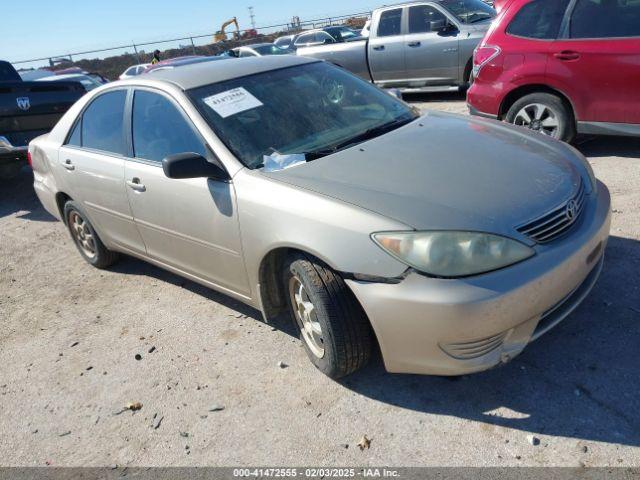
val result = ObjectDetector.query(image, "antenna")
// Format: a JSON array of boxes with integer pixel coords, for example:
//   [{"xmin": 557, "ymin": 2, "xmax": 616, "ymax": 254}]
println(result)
[{"xmin": 248, "ymin": 6, "xmax": 256, "ymax": 30}]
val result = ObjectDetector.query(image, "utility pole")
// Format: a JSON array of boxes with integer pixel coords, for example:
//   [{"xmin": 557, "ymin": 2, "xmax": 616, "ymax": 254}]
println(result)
[{"xmin": 248, "ymin": 6, "xmax": 256, "ymax": 30}]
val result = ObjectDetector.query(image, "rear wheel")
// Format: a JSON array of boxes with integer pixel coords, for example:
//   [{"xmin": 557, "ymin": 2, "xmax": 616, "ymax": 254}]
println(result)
[
  {"xmin": 64, "ymin": 201, "xmax": 119, "ymax": 269},
  {"xmin": 505, "ymin": 93, "xmax": 576, "ymax": 143},
  {"xmin": 283, "ymin": 254, "xmax": 373, "ymax": 379}
]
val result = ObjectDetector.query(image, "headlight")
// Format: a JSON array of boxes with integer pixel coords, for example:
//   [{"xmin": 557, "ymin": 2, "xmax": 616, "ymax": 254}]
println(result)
[{"xmin": 372, "ymin": 231, "xmax": 535, "ymax": 278}]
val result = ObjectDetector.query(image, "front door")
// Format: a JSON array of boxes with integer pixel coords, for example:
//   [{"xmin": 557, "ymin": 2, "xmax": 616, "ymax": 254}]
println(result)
[
  {"xmin": 124, "ymin": 88, "xmax": 250, "ymax": 296},
  {"xmin": 403, "ymin": 4, "xmax": 460, "ymax": 86},
  {"xmin": 368, "ymin": 7, "xmax": 407, "ymax": 86},
  {"xmin": 548, "ymin": 0, "xmax": 640, "ymax": 125},
  {"xmin": 59, "ymin": 89, "xmax": 145, "ymax": 253}
]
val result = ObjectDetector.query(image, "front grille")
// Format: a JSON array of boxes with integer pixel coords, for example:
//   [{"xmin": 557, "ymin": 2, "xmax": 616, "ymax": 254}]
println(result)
[{"xmin": 517, "ymin": 180, "xmax": 586, "ymax": 244}]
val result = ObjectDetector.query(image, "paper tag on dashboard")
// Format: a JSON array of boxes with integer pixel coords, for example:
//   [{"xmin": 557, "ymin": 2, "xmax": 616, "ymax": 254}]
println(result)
[{"xmin": 203, "ymin": 87, "xmax": 263, "ymax": 118}]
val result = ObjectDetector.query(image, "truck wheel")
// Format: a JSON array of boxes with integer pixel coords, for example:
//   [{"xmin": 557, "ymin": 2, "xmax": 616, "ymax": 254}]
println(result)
[
  {"xmin": 283, "ymin": 253, "xmax": 373, "ymax": 379},
  {"xmin": 505, "ymin": 93, "xmax": 576, "ymax": 143},
  {"xmin": 64, "ymin": 201, "xmax": 119, "ymax": 269}
]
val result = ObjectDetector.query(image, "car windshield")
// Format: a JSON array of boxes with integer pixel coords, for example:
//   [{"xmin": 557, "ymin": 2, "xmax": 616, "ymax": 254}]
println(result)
[
  {"xmin": 188, "ymin": 62, "xmax": 418, "ymax": 170},
  {"xmin": 254, "ymin": 45, "xmax": 290, "ymax": 55},
  {"xmin": 440, "ymin": 0, "xmax": 496, "ymax": 23}
]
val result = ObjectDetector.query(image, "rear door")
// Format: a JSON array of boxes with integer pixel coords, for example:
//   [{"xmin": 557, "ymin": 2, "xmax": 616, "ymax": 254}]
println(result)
[
  {"xmin": 124, "ymin": 88, "xmax": 249, "ymax": 295},
  {"xmin": 403, "ymin": 4, "xmax": 460, "ymax": 86},
  {"xmin": 548, "ymin": 0, "xmax": 640, "ymax": 124},
  {"xmin": 368, "ymin": 7, "xmax": 407, "ymax": 86},
  {"xmin": 59, "ymin": 89, "xmax": 146, "ymax": 253}
]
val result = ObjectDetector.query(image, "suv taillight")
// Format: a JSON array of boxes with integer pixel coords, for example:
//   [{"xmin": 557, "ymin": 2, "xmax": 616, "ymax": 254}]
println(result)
[
  {"xmin": 27, "ymin": 151, "xmax": 32, "ymax": 168},
  {"xmin": 473, "ymin": 45, "xmax": 501, "ymax": 78}
]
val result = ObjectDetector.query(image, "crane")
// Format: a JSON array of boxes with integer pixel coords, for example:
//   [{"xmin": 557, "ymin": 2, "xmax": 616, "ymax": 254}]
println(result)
[{"xmin": 214, "ymin": 17, "xmax": 240, "ymax": 43}]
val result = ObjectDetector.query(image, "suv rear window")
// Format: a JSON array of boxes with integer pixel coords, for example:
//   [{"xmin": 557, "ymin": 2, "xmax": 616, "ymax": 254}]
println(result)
[
  {"xmin": 570, "ymin": 0, "xmax": 640, "ymax": 39},
  {"xmin": 506, "ymin": 0, "xmax": 570, "ymax": 39}
]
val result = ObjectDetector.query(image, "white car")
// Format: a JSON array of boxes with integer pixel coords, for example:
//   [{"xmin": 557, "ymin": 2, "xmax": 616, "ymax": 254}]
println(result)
[
  {"xmin": 119, "ymin": 64, "xmax": 151, "ymax": 80},
  {"xmin": 36, "ymin": 73, "xmax": 106, "ymax": 92}
]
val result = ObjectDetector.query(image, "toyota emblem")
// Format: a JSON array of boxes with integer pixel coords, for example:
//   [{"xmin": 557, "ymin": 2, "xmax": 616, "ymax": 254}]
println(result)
[{"xmin": 565, "ymin": 199, "xmax": 579, "ymax": 222}]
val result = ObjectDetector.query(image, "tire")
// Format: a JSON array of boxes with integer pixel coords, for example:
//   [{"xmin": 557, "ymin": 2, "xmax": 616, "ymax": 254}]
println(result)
[
  {"xmin": 63, "ymin": 201, "xmax": 119, "ymax": 269},
  {"xmin": 283, "ymin": 253, "xmax": 373, "ymax": 379},
  {"xmin": 505, "ymin": 92, "xmax": 576, "ymax": 143}
]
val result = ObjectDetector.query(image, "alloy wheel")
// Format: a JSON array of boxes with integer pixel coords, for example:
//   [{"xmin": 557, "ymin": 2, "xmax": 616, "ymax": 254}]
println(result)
[
  {"xmin": 69, "ymin": 211, "xmax": 97, "ymax": 259},
  {"xmin": 288, "ymin": 276, "xmax": 325, "ymax": 359},
  {"xmin": 513, "ymin": 103, "xmax": 560, "ymax": 138}
]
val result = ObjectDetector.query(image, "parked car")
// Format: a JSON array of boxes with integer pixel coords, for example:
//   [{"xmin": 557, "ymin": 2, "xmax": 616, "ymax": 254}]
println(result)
[
  {"xmin": 0, "ymin": 60, "xmax": 84, "ymax": 179},
  {"xmin": 322, "ymin": 26, "xmax": 363, "ymax": 43},
  {"xmin": 30, "ymin": 56, "xmax": 610, "ymax": 379},
  {"xmin": 467, "ymin": 0, "xmax": 640, "ymax": 143},
  {"xmin": 37, "ymin": 73, "xmax": 107, "ymax": 92},
  {"xmin": 231, "ymin": 43, "xmax": 290, "ymax": 57},
  {"xmin": 297, "ymin": 0, "xmax": 496, "ymax": 92},
  {"xmin": 119, "ymin": 63, "xmax": 151, "ymax": 80},
  {"xmin": 274, "ymin": 35, "xmax": 296, "ymax": 50},
  {"xmin": 293, "ymin": 27, "xmax": 362, "ymax": 49},
  {"xmin": 19, "ymin": 69, "xmax": 55, "ymax": 81},
  {"xmin": 144, "ymin": 55, "xmax": 229, "ymax": 74}
]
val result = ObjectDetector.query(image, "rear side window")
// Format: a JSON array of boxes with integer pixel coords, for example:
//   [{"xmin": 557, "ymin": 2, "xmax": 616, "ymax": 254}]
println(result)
[
  {"xmin": 409, "ymin": 5, "xmax": 447, "ymax": 34},
  {"xmin": 66, "ymin": 120, "xmax": 82, "ymax": 146},
  {"xmin": 378, "ymin": 8, "xmax": 403, "ymax": 37},
  {"xmin": 132, "ymin": 90, "xmax": 207, "ymax": 163},
  {"xmin": 295, "ymin": 33, "xmax": 314, "ymax": 45},
  {"xmin": 506, "ymin": 0, "xmax": 570, "ymax": 39},
  {"xmin": 80, "ymin": 90, "xmax": 127, "ymax": 155},
  {"xmin": 570, "ymin": 0, "xmax": 640, "ymax": 39}
]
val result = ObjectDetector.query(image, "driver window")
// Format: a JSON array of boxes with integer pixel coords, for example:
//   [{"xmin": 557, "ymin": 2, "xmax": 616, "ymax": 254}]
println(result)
[{"xmin": 132, "ymin": 90, "xmax": 208, "ymax": 163}]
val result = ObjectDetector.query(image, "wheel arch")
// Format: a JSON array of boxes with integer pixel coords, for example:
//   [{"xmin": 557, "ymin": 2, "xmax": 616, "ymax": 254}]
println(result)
[
  {"xmin": 499, "ymin": 84, "xmax": 577, "ymax": 124},
  {"xmin": 55, "ymin": 192, "xmax": 73, "ymax": 225},
  {"xmin": 258, "ymin": 246, "xmax": 341, "ymax": 320}
]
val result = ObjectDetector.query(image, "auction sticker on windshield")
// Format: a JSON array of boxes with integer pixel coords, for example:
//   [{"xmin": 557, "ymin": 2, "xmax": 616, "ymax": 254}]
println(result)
[{"xmin": 203, "ymin": 87, "xmax": 263, "ymax": 118}]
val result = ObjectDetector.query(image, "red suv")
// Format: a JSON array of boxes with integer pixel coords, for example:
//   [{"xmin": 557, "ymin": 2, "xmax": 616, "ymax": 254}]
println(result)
[{"xmin": 467, "ymin": 0, "xmax": 640, "ymax": 143}]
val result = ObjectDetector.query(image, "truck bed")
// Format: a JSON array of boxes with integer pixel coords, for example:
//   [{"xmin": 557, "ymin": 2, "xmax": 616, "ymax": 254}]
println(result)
[{"xmin": 297, "ymin": 39, "xmax": 371, "ymax": 82}]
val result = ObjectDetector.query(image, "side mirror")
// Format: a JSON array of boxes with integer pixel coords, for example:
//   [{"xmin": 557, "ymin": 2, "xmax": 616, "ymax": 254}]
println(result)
[
  {"xmin": 323, "ymin": 38, "xmax": 335, "ymax": 45},
  {"xmin": 429, "ymin": 19, "xmax": 446, "ymax": 32},
  {"xmin": 162, "ymin": 152, "xmax": 230, "ymax": 181}
]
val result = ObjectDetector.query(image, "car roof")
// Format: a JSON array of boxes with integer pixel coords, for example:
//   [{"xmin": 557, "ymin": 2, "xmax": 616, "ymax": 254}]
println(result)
[{"xmin": 147, "ymin": 56, "xmax": 317, "ymax": 90}]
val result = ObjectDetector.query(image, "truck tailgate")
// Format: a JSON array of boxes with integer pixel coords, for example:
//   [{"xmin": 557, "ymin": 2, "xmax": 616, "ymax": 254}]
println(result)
[{"xmin": 0, "ymin": 81, "xmax": 84, "ymax": 147}]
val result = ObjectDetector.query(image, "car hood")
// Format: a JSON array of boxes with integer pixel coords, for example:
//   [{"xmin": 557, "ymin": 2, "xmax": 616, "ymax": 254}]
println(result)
[{"xmin": 263, "ymin": 112, "xmax": 582, "ymax": 241}]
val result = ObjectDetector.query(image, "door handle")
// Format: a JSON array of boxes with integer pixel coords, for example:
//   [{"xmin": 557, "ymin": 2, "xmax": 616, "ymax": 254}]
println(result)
[
  {"xmin": 62, "ymin": 159, "xmax": 75, "ymax": 171},
  {"xmin": 126, "ymin": 178, "xmax": 146, "ymax": 192},
  {"xmin": 554, "ymin": 51, "xmax": 580, "ymax": 61},
  {"xmin": 408, "ymin": 41, "xmax": 421, "ymax": 47},
  {"xmin": 372, "ymin": 45, "xmax": 385, "ymax": 51}
]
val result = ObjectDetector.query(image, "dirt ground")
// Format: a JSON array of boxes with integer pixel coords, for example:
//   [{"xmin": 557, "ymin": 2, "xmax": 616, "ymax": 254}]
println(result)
[{"xmin": 1, "ymin": 94, "xmax": 639, "ymax": 467}]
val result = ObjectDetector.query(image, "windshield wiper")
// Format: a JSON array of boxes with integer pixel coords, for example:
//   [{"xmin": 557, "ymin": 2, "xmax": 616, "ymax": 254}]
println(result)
[
  {"xmin": 288, "ymin": 116, "xmax": 416, "ymax": 163},
  {"xmin": 326, "ymin": 117, "xmax": 416, "ymax": 154}
]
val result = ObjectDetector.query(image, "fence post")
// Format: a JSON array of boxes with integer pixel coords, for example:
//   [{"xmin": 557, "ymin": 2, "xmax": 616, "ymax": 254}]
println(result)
[{"xmin": 190, "ymin": 37, "xmax": 196, "ymax": 55}]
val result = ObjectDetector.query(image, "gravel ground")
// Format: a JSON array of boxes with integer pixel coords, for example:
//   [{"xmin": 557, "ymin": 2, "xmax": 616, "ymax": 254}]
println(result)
[{"xmin": 1, "ymin": 94, "xmax": 639, "ymax": 467}]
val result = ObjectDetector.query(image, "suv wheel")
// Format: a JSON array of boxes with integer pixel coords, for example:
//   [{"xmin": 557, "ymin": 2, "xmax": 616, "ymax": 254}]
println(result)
[
  {"xmin": 64, "ymin": 201, "xmax": 119, "ymax": 269},
  {"xmin": 505, "ymin": 93, "xmax": 576, "ymax": 143},
  {"xmin": 283, "ymin": 253, "xmax": 373, "ymax": 379}
]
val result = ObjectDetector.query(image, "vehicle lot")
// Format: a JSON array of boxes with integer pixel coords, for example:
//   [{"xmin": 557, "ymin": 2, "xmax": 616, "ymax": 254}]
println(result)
[{"xmin": 1, "ymin": 94, "xmax": 639, "ymax": 467}]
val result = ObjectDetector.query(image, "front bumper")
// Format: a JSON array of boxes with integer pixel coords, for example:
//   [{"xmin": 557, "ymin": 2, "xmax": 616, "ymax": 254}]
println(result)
[{"xmin": 346, "ymin": 181, "xmax": 611, "ymax": 375}]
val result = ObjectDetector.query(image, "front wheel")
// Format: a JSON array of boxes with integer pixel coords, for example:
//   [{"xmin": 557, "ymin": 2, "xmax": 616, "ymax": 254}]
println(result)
[
  {"xmin": 283, "ymin": 254, "xmax": 373, "ymax": 379},
  {"xmin": 505, "ymin": 93, "xmax": 576, "ymax": 143}
]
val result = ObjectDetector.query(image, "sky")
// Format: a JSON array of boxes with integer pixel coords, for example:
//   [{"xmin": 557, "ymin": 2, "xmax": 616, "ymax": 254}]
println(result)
[{"xmin": 1, "ymin": 0, "xmax": 381, "ymax": 67}]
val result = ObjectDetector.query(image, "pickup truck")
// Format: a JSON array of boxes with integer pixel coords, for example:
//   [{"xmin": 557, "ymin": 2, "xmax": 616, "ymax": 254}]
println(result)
[
  {"xmin": 297, "ymin": 0, "xmax": 495, "ymax": 92},
  {"xmin": 0, "ymin": 60, "xmax": 84, "ymax": 179}
]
